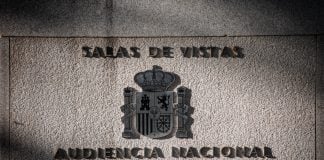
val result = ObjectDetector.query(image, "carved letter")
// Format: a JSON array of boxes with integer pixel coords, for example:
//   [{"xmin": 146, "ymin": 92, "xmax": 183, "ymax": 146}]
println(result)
[
  {"xmin": 82, "ymin": 46, "xmax": 93, "ymax": 57},
  {"xmin": 221, "ymin": 47, "xmax": 236, "ymax": 58},
  {"xmin": 213, "ymin": 147, "xmax": 220, "ymax": 158},
  {"xmin": 83, "ymin": 148, "xmax": 97, "ymax": 159},
  {"xmin": 172, "ymin": 147, "xmax": 180, "ymax": 158},
  {"xmin": 233, "ymin": 46, "xmax": 244, "ymax": 58},
  {"xmin": 106, "ymin": 47, "xmax": 115, "ymax": 58},
  {"xmin": 131, "ymin": 148, "xmax": 144, "ymax": 159},
  {"xmin": 199, "ymin": 47, "xmax": 210, "ymax": 58},
  {"xmin": 92, "ymin": 47, "xmax": 105, "ymax": 58},
  {"xmin": 180, "ymin": 47, "xmax": 192, "ymax": 58},
  {"xmin": 130, "ymin": 47, "xmax": 141, "ymax": 58},
  {"xmin": 68, "ymin": 148, "xmax": 83, "ymax": 159},
  {"xmin": 98, "ymin": 148, "xmax": 105, "ymax": 159},
  {"xmin": 264, "ymin": 147, "xmax": 275, "ymax": 158},
  {"xmin": 200, "ymin": 147, "xmax": 213, "ymax": 158},
  {"xmin": 116, "ymin": 47, "xmax": 130, "ymax": 58},
  {"xmin": 236, "ymin": 147, "xmax": 245, "ymax": 158},
  {"xmin": 54, "ymin": 148, "xmax": 69, "ymax": 159},
  {"xmin": 192, "ymin": 47, "xmax": 200, "ymax": 58},
  {"xmin": 250, "ymin": 147, "xmax": 258, "ymax": 158},
  {"xmin": 210, "ymin": 47, "xmax": 220, "ymax": 58},
  {"xmin": 221, "ymin": 147, "xmax": 235, "ymax": 158},
  {"xmin": 115, "ymin": 148, "xmax": 124, "ymax": 159},
  {"xmin": 149, "ymin": 47, "xmax": 162, "ymax": 58},
  {"xmin": 244, "ymin": 147, "xmax": 252, "ymax": 158},
  {"xmin": 163, "ymin": 46, "xmax": 174, "ymax": 58},
  {"xmin": 144, "ymin": 147, "xmax": 152, "ymax": 158},
  {"xmin": 180, "ymin": 147, "xmax": 187, "ymax": 158},
  {"xmin": 186, "ymin": 147, "xmax": 200, "ymax": 158},
  {"xmin": 250, "ymin": 147, "xmax": 264, "ymax": 158},
  {"xmin": 151, "ymin": 147, "xmax": 164, "ymax": 158},
  {"xmin": 105, "ymin": 148, "xmax": 116, "ymax": 159}
]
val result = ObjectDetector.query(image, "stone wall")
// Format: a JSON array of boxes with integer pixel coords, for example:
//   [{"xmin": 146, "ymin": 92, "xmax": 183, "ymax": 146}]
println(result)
[{"xmin": 0, "ymin": 0, "xmax": 323, "ymax": 159}]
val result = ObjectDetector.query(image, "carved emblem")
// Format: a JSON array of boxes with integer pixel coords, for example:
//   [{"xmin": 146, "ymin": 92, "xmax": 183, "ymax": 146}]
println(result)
[{"xmin": 121, "ymin": 66, "xmax": 193, "ymax": 139}]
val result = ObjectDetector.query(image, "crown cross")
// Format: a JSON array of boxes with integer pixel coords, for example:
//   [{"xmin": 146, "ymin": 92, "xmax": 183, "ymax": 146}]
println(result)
[{"xmin": 134, "ymin": 65, "xmax": 175, "ymax": 92}]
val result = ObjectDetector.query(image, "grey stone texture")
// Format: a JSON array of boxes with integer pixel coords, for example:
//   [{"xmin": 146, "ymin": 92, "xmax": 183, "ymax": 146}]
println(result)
[
  {"xmin": 0, "ymin": 0, "xmax": 321, "ymax": 37},
  {"xmin": 0, "ymin": 38, "xmax": 9, "ymax": 160},
  {"xmin": 317, "ymin": 36, "xmax": 324, "ymax": 160},
  {"xmin": 9, "ymin": 36, "xmax": 316, "ymax": 159},
  {"xmin": 0, "ymin": 0, "xmax": 113, "ymax": 37},
  {"xmin": 0, "ymin": 0, "xmax": 322, "ymax": 159}
]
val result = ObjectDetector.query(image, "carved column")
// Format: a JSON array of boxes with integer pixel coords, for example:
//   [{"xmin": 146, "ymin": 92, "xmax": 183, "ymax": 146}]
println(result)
[
  {"xmin": 121, "ymin": 87, "xmax": 138, "ymax": 138},
  {"xmin": 176, "ymin": 86, "xmax": 191, "ymax": 138}
]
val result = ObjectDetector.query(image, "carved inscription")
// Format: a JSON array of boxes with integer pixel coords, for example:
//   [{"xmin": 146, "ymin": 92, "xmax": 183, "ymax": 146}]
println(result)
[
  {"xmin": 54, "ymin": 146, "xmax": 275, "ymax": 159},
  {"xmin": 82, "ymin": 46, "xmax": 244, "ymax": 58}
]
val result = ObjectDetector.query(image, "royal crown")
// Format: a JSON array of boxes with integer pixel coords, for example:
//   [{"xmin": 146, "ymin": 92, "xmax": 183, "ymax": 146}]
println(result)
[{"xmin": 134, "ymin": 65, "xmax": 175, "ymax": 91}]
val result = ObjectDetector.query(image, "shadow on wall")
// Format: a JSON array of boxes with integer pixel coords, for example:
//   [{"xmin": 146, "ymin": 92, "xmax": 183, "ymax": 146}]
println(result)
[
  {"xmin": 0, "ymin": 0, "xmax": 113, "ymax": 36},
  {"xmin": 1, "ymin": 136, "xmax": 53, "ymax": 160},
  {"xmin": 0, "ymin": 1, "xmax": 115, "ymax": 159},
  {"xmin": 0, "ymin": 0, "xmax": 321, "ymax": 36}
]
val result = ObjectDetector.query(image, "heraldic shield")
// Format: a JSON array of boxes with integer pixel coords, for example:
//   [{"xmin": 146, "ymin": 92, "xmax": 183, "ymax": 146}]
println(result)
[
  {"xmin": 121, "ymin": 66, "xmax": 193, "ymax": 139},
  {"xmin": 135, "ymin": 91, "xmax": 174, "ymax": 138}
]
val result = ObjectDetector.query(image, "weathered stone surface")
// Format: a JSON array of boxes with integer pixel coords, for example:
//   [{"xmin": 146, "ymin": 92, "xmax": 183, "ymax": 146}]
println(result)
[
  {"xmin": 0, "ymin": 0, "xmax": 321, "ymax": 37},
  {"xmin": 0, "ymin": 38, "xmax": 9, "ymax": 160},
  {"xmin": 317, "ymin": 36, "xmax": 324, "ymax": 160},
  {"xmin": 111, "ymin": 0, "xmax": 320, "ymax": 36},
  {"xmin": 9, "ymin": 37, "xmax": 316, "ymax": 159},
  {"xmin": 0, "ymin": 0, "xmax": 113, "ymax": 37}
]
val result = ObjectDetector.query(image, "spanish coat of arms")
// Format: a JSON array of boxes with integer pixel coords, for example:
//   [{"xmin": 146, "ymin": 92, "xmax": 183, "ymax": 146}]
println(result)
[{"xmin": 121, "ymin": 66, "xmax": 193, "ymax": 139}]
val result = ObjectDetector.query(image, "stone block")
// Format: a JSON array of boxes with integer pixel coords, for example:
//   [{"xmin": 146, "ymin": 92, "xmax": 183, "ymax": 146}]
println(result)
[{"xmin": 8, "ymin": 36, "xmax": 316, "ymax": 159}]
